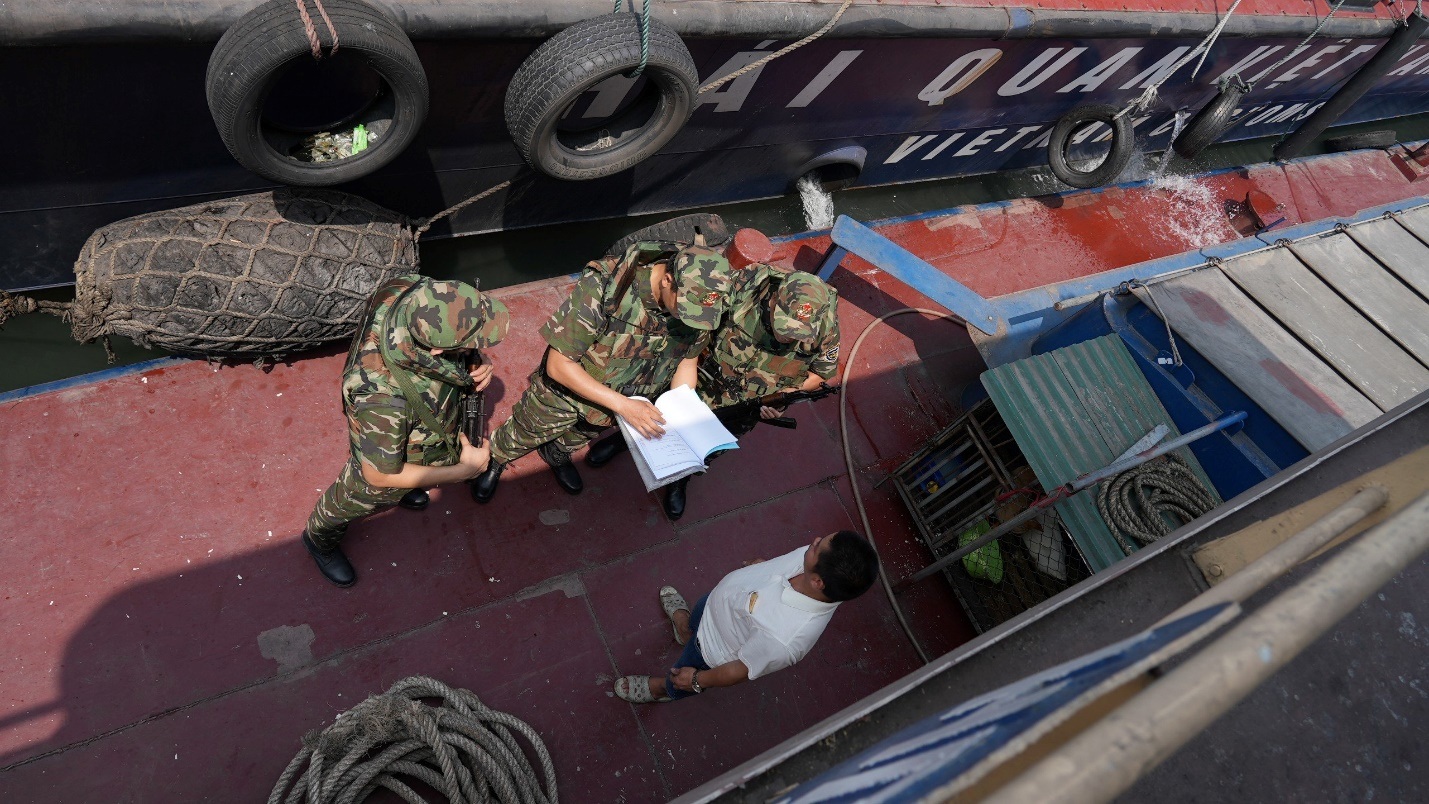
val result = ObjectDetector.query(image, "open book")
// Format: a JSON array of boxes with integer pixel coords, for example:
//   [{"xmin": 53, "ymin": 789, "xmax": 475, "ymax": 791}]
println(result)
[{"xmin": 616, "ymin": 385, "xmax": 739, "ymax": 491}]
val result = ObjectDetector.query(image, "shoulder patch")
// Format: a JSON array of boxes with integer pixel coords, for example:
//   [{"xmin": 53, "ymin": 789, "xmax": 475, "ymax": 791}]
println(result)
[{"xmin": 821, "ymin": 345, "xmax": 840, "ymax": 362}]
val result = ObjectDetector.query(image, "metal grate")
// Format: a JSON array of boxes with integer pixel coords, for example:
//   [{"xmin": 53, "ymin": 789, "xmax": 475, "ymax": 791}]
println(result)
[{"xmin": 892, "ymin": 399, "xmax": 1092, "ymax": 634}]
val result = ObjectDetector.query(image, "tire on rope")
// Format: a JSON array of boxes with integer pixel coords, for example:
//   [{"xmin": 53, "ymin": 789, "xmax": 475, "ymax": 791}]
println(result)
[
  {"xmin": 1046, "ymin": 104, "xmax": 1135, "ymax": 189},
  {"xmin": 604, "ymin": 213, "xmax": 732, "ymax": 257},
  {"xmin": 69, "ymin": 189, "xmax": 417, "ymax": 359},
  {"xmin": 1172, "ymin": 79, "xmax": 1249, "ymax": 159},
  {"xmin": 1325, "ymin": 129, "xmax": 1397, "ymax": 152},
  {"xmin": 505, "ymin": 13, "xmax": 698, "ymax": 181},
  {"xmin": 206, "ymin": 0, "xmax": 429, "ymax": 187}
]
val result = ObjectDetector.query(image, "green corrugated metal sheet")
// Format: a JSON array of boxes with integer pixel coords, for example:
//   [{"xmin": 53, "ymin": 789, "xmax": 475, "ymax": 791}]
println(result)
[{"xmin": 981, "ymin": 335, "xmax": 1220, "ymax": 572}]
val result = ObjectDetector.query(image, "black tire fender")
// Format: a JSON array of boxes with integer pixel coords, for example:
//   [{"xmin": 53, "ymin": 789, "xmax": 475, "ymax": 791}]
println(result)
[
  {"xmin": 205, "ymin": 0, "xmax": 429, "ymax": 187},
  {"xmin": 604, "ymin": 213, "xmax": 731, "ymax": 258},
  {"xmin": 1046, "ymin": 104, "xmax": 1135, "ymax": 189},
  {"xmin": 1325, "ymin": 130, "xmax": 1397, "ymax": 152},
  {"xmin": 1173, "ymin": 80, "xmax": 1248, "ymax": 159},
  {"xmin": 505, "ymin": 13, "xmax": 698, "ymax": 182}
]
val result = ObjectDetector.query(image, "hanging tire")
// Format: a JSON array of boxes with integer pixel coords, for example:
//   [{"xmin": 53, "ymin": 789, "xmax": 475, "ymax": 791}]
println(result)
[
  {"xmin": 1173, "ymin": 81, "xmax": 1248, "ymax": 159},
  {"xmin": 1325, "ymin": 130, "xmax": 1397, "ymax": 152},
  {"xmin": 1046, "ymin": 105, "xmax": 1134, "ymax": 189},
  {"xmin": 604, "ymin": 213, "xmax": 731, "ymax": 257},
  {"xmin": 206, "ymin": 0, "xmax": 429, "ymax": 187},
  {"xmin": 505, "ymin": 13, "xmax": 698, "ymax": 181}
]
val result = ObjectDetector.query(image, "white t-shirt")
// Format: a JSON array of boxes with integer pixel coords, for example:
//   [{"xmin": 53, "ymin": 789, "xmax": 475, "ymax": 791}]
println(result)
[{"xmin": 696, "ymin": 546, "xmax": 840, "ymax": 680}]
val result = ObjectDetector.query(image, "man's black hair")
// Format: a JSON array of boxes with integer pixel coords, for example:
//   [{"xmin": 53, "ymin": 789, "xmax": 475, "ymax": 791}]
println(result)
[{"xmin": 813, "ymin": 531, "xmax": 879, "ymax": 602}]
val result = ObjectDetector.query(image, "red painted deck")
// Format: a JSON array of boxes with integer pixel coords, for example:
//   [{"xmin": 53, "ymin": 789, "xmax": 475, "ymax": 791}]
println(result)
[{"xmin": 1, "ymin": 146, "xmax": 1424, "ymax": 802}]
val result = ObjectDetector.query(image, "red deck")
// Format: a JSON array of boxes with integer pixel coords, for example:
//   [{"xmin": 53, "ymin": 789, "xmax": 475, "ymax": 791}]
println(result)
[{"xmin": 1, "ymin": 147, "xmax": 1424, "ymax": 802}]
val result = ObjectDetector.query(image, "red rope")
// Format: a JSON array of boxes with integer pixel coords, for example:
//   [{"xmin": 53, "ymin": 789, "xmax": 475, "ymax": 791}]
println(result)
[{"xmin": 295, "ymin": 0, "xmax": 340, "ymax": 60}]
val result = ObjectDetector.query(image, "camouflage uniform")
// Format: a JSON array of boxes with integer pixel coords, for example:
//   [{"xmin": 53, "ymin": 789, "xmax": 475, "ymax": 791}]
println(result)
[
  {"xmin": 490, "ymin": 241, "xmax": 732, "ymax": 466},
  {"xmin": 699, "ymin": 267, "xmax": 840, "ymax": 439},
  {"xmin": 306, "ymin": 275, "xmax": 509, "ymax": 549}
]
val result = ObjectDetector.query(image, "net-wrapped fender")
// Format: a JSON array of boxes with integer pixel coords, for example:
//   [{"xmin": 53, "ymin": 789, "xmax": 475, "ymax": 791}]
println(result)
[{"xmin": 70, "ymin": 189, "xmax": 416, "ymax": 359}]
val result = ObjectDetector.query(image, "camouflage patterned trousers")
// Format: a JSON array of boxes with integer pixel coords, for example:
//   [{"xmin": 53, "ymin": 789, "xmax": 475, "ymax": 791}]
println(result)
[
  {"xmin": 306, "ymin": 461, "xmax": 408, "ymax": 549},
  {"xmin": 490, "ymin": 372, "xmax": 608, "ymax": 466}
]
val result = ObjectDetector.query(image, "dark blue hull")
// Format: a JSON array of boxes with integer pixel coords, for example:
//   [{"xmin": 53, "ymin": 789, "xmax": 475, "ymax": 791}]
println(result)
[{"xmin": 6, "ymin": 29, "xmax": 1429, "ymax": 290}]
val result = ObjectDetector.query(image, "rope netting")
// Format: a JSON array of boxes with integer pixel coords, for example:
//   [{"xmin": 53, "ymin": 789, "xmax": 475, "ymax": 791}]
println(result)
[
  {"xmin": 269, "ymin": 676, "xmax": 557, "ymax": 804},
  {"xmin": 62, "ymin": 189, "xmax": 418, "ymax": 360}
]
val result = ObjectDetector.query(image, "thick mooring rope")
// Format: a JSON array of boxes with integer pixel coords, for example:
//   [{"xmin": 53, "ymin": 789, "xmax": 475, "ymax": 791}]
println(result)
[
  {"xmin": 414, "ymin": 180, "xmax": 513, "ymax": 243},
  {"xmin": 0, "ymin": 290, "xmax": 71, "ymax": 327},
  {"xmin": 699, "ymin": 0, "xmax": 855, "ymax": 94},
  {"xmin": 268, "ymin": 676, "xmax": 557, "ymax": 804},
  {"xmin": 295, "ymin": 0, "xmax": 340, "ymax": 60},
  {"xmin": 1096, "ymin": 453, "xmax": 1217, "ymax": 556}
]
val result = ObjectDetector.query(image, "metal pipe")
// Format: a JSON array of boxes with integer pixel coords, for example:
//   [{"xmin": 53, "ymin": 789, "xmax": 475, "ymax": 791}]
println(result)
[
  {"xmin": 1156, "ymin": 484, "xmax": 1389, "ymax": 626},
  {"xmin": 1273, "ymin": 13, "xmax": 1429, "ymax": 160},
  {"xmin": 0, "ymin": 2, "xmax": 1401, "ymax": 45},
  {"xmin": 981, "ymin": 489, "xmax": 1429, "ymax": 804},
  {"xmin": 894, "ymin": 411, "xmax": 1246, "ymax": 592}
]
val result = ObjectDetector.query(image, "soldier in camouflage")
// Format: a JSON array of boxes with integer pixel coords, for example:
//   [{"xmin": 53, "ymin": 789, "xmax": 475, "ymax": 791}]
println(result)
[
  {"xmin": 302, "ymin": 275, "xmax": 510, "ymax": 588},
  {"xmin": 586, "ymin": 262, "xmax": 840, "ymax": 520},
  {"xmin": 471, "ymin": 239, "xmax": 732, "ymax": 502}
]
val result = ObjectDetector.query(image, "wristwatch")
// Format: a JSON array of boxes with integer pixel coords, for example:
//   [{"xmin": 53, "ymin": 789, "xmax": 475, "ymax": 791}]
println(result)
[{"xmin": 690, "ymin": 671, "xmax": 704, "ymax": 694}]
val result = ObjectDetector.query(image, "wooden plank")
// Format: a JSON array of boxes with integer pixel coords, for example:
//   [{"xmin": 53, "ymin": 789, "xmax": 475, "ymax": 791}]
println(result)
[
  {"xmin": 1191, "ymin": 445, "xmax": 1429, "ymax": 585},
  {"xmin": 1385, "ymin": 205, "xmax": 1429, "ymax": 268},
  {"xmin": 1345, "ymin": 217, "xmax": 1429, "ymax": 300},
  {"xmin": 1290, "ymin": 234, "xmax": 1429, "ymax": 366},
  {"xmin": 1221, "ymin": 248, "xmax": 1429, "ymax": 409},
  {"xmin": 1135, "ymin": 269, "xmax": 1381, "ymax": 451}
]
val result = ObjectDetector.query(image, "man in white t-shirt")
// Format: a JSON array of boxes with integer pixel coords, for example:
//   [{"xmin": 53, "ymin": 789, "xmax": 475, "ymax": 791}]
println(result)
[{"xmin": 614, "ymin": 530, "xmax": 879, "ymax": 703}]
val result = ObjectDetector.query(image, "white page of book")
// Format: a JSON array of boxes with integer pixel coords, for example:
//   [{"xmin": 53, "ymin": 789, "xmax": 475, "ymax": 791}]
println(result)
[
  {"xmin": 656, "ymin": 385, "xmax": 738, "ymax": 459},
  {"xmin": 631, "ymin": 427, "xmax": 699, "ymax": 476}
]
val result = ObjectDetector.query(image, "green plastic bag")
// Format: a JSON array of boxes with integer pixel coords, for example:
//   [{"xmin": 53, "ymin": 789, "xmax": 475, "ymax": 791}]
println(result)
[{"xmin": 958, "ymin": 520, "xmax": 1004, "ymax": 584}]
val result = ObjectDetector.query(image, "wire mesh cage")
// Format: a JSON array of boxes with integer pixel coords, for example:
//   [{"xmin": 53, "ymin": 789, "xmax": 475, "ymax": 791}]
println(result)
[{"xmin": 892, "ymin": 399, "xmax": 1092, "ymax": 634}]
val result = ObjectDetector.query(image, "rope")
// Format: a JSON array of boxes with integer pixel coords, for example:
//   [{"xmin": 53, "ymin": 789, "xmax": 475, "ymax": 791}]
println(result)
[
  {"xmin": 1117, "ymin": 0, "xmax": 1245, "ymax": 118},
  {"xmin": 841, "ymin": 307, "xmax": 962, "ymax": 666},
  {"xmin": 0, "ymin": 290, "xmax": 70, "ymax": 328},
  {"xmin": 1096, "ymin": 453, "xmax": 1217, "ymax": 556},
  {"xmin": 295, "ymin": 0, "xmax": 340, "ymax": 60},
  {"xmin": 268, "ymin": 675, "xmax": 557, "ymax": 804},
  {"xmin": 414, "ymin": 180, "xmax": 513, "ymax": 243},
  {"xmin": 1127, "ymin": 279, "xmax": 1183, "ymax": 367},
  {"xmin": 1251, "ymin": 0, "xmax": 1349, "ymax": 89},
  {"xmin": 613, "ymin": 0, "xmax": 652, "ymax": 78},
  {"xmin": 699, "ymin": 0, "xmax": 855, "ymax": 94}
]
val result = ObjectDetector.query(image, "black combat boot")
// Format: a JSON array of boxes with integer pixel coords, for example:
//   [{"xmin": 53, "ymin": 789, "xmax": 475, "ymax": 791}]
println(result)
[
  {"xmin": 663, "ymin": 476, "xmax": 691, "ymax": 521},
  {"xmin": 471, "ymin": 462, "xmax": 504, "ymax": 504},
  {"xmin": 398, "ymin": 488, "xmax": 429, "ymax": 510},
  {"xmin": 584, "ymin": 432, "xmax": 629, "ymax": 467},
  {"xmin": 539, "ymin": 442, "xmax": 583, "ymax": 495},
  {"xmin": 302, "ymin": 530, "xmax": 356, "ymax": 588}
]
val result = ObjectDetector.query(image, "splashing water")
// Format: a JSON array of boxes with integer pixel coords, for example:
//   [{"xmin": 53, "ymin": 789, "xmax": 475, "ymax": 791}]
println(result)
[
  {"xmin": 797, "ymin": 173, "xmax": 836, "ymax": 231},
  {"xmin": 1148, "ymin": 171, "xmax": 1230, "ymax": 249},
  {"xmin": 1153, "ymin": 111, "xmax": 1189, "ymax": 179}
]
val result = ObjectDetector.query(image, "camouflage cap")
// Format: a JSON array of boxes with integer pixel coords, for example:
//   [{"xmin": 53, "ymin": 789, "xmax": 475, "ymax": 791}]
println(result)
[
  {"xmin": 669, "ymin": 244, "xmax": 732, "ymax": 330},
  {"xmin": 401, "ymin": 278, "xmax": 510, "ymax": 350},
  {"xmin": 770, "ymin": 272, "xmax": 835, "ymax": 342}
]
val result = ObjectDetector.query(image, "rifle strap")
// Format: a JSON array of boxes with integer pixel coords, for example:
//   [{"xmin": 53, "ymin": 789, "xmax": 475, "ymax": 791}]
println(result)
[{"xmin": 376, "ymin": 279, "xmax": 460, "ymax": 464}]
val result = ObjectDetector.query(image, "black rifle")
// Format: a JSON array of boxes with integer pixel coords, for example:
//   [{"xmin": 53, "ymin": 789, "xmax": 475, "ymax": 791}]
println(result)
[
  {"xmin": 462, "ymin": 349, "xmax": 486, "ymax": 448},
  {"xmin": 712, "ymin": 383, "xmax": 840, "ymax": 430}
]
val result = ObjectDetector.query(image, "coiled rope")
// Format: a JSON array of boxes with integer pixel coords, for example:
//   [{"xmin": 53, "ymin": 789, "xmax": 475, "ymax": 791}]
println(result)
[
  {"xmin": 1096, "ymin": 453, "xmax": 1217, "ymax": 556},
  {"xmin": 268, "ymin": 675, "xmax": 556, "ymax": 804}
]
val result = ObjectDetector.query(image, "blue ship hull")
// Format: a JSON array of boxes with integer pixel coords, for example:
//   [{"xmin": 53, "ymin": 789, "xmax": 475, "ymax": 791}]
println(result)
[{"xmin": 5, "ymin": 23, "xmax": 1429, "ymax": 290}]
